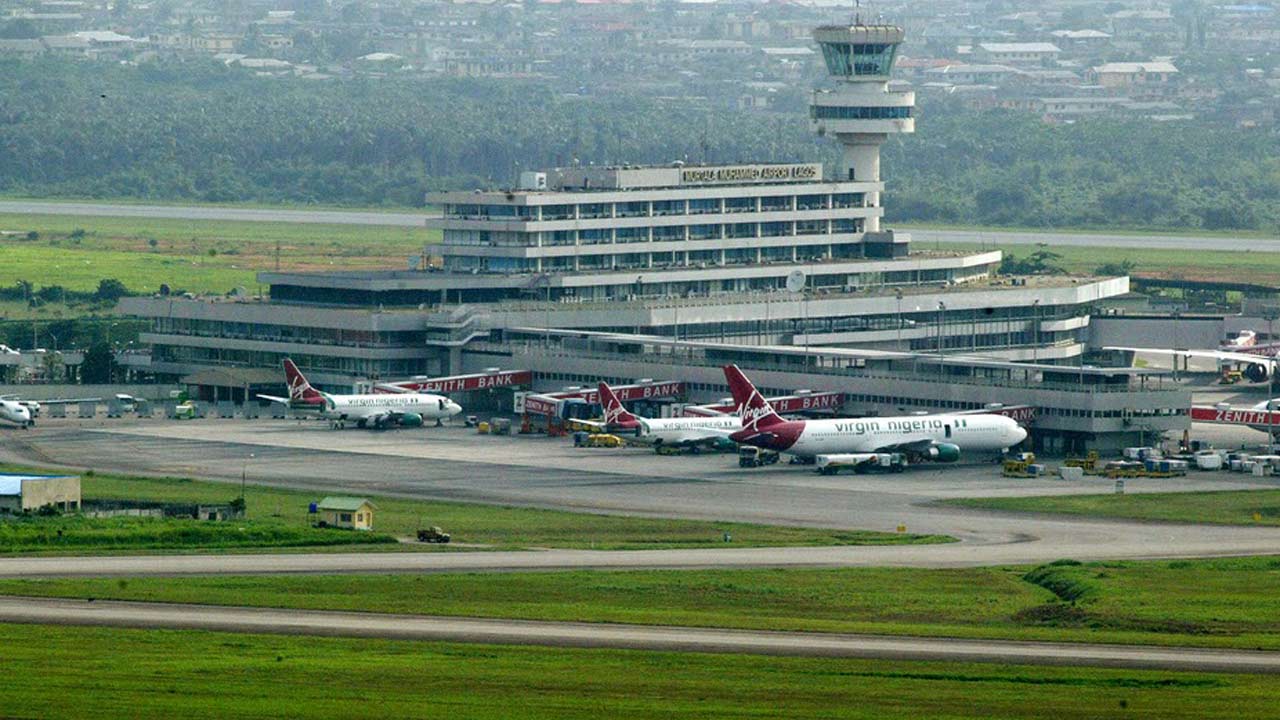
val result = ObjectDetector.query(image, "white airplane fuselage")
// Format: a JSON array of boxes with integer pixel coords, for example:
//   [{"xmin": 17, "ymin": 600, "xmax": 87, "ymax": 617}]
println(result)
[
  {"xmin": 635, "ymin": 415, "xmax": 740, "ymax": 446},
  {"xmin": 322, "ymin": 393, "xmax": 461, "ymax": 424},
  {"xmin": 0, "ymin": 400, "xmax": 33, "ymax": 428},
  {"xmin": 748, "ymin": 413, "xmax": 1026, "ymax": 459}
]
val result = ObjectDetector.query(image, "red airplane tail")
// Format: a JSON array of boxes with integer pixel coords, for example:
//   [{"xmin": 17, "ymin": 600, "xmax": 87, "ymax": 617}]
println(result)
[
  {"xmin": 283, "ymin": 359, "xmax": 325, "ymax": 405},
  {"xmin": 722, "ymin": 364, "xmax": 784, "ymax": 432},
  {"xmin": 598, "ymin": 382, "xmax": 641, "ymax": 427}
]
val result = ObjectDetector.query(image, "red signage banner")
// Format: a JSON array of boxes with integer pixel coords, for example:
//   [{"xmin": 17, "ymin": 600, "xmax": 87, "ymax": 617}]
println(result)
[
  {"xmin": 523, "ymin": 394, "xmax": 561, "ymax": 416},
  {"xmin": 691, "ymin": 392, "xmax": 845, "ymax": 416},
  {"xmin": 385, "ymin": 370, "xmax": 533, "ymax": 394},
  {"xmin": 1191, "ymin": 406, "xmax": 1280, "ymax": 426},
  {"xmin": 546, "ymin": 382, "xmax": 685, "ymax": 405}
]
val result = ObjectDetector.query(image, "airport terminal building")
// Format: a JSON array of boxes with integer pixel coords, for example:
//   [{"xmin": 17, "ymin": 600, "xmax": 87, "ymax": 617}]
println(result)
[{"xmin": 116, "ymin": 20, "xmax": 1190, "ymax": 453}]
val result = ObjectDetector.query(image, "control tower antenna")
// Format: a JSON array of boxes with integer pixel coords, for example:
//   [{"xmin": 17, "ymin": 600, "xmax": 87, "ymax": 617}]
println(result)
[{"xmin": 809, "ymin": 17, "xmax": 914, "ymax": 233}]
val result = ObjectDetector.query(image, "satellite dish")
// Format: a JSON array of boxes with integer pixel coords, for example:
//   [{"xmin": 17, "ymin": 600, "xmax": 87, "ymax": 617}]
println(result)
[{"xmin": 786, "ymin": 270, "xmax": 807, "ymax": 294}]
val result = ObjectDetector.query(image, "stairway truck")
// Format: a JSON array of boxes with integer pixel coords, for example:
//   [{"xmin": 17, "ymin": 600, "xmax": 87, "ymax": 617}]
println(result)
[{"xmin": 816, "ymin": 453, "xmax": 906, "ymax": 475}]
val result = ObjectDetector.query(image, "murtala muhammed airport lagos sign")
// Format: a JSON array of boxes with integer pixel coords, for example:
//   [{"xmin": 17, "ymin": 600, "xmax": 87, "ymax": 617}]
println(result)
[{"xmin": 679, "ymin": 164, "xmax": 821, "ymax": 186}]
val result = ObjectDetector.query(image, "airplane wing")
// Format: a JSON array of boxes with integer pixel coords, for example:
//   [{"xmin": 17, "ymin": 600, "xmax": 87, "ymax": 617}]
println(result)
[
  {"xmin": 256, "ymin": 394, "xmax": 293, "ymax": 404},
  {"xmin": 372, "ymin": 383, "xmax": 414, "ymax": 394},
  {"xmin": 1104, "ymin": 346, "xmax": 1278, "ymax": 367},
  {"xmin": 667, "ymin": 427, "xmax": 739, "ymax": 447},
  {"xmin": 30, "ymin": 397, "xmax": 103, "ymax": 405},
  {"xmin": 873, "ymin": 437, "xmax": 934, "ymax": 454}
]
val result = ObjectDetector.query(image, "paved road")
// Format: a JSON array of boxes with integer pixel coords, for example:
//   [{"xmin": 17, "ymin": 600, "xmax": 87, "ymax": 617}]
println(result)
[
  {"xmin": 0, "ymin": 201, "xmax": 435, "ymax": 226},
  {"xmin": 6, "ymin": 200, "xmax": 1279, "ymax": 251},
  {"xmin": 912, "ymin": 228, "xmax": 1280, "ymax": 252},
  {"xmin": 6, "ymin": 422, "xmax": 1280, "ymax": 572},
  {"xmin": 3, "ymin": 596, "xmax": 1276, "ymax": 673}
]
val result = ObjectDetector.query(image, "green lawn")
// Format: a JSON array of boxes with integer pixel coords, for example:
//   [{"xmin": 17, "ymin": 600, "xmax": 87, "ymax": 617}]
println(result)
[
  {"xmin": 0, "ymin": 623, "xmax": 1271, "ymax": 719},
  {"xmin": 9, "ymin": 557, "xmax": 1280, "ymax": 650},
  {"xmin": 940, "ymin": 241, "xmax": 1280, "ymax": 285},
  {"xmin": 0, "ymin": 467, "xmax": 948, "ymax": 552},
  {"xmin": 0, "ymin": 194, "xmax": 431, "ymax": 213},
  {"xmin": 943, "ymin": 489, "xmax": 1280, "ymax": 527},
  {"xmin": 898, "ymin": 221, "xmax": 1280, "ymax": 240},
  {"xmin": 0, "ymin": 212, "xmax": 438, "ymax": 294},
  {"xmin": 0, "ymin": 514, "xmax": 397, "ymax": 553}
]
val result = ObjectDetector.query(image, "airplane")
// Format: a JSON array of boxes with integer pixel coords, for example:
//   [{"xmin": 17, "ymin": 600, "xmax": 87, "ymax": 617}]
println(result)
[
  {"xmin": 1224, "ymin": 330, "xmax": 1258, "ymax": 350},
  {"xmin": 1104, "ymin": 345, "xmax": 1280, "ymax": 384},
  {"xmin": 588, "ymin": 382, "xmax": 739, "ymax": 450},
  {"xmin": 722, "ymin": 364, "xmax": 1027, "ymax": 464},
  {"xmin": 257, "ymin": 359, "xmax": 462, "ymax": 430},
  {"xmin": 0, "ymin": 398, "xmax": 33, "ymax": 428},
  {"xmin": 0, "ymin": 394, "xmax": 103, "ymax": 427}
]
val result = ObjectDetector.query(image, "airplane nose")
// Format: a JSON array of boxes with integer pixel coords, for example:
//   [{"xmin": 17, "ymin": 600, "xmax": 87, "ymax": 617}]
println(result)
[{"xmin": 1011, "ymin": 425, "xmax": 1028, "ymax": 445}]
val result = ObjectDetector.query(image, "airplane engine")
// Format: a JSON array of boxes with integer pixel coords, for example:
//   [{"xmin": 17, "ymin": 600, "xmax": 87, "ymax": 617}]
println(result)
[
  {"xmin": 924, "ymin": 443, "xmax": 961, "ymax": 463},
  {"xmin": 399, "ymin": 412, "xmax": 424, "ymax": 427},
  {"xmin": 1244, "ymin": 363, "xmax": 1270, "ymax": 383}
]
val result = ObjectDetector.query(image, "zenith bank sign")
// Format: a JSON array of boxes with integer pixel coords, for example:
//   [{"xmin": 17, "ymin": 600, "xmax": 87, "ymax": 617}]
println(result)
[{"xmin": 680, "ymin": 164, "xmax": 821, "ymax": 185}]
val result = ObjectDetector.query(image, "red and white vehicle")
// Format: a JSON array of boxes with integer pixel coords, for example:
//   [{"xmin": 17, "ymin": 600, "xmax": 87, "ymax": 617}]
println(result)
[{"xmin": 723, "ymin": 364, "xmax": 1026, "ymax": 463}]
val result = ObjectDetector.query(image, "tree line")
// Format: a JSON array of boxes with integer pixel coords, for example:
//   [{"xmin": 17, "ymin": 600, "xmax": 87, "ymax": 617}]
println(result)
[{"xmin": 1, "ymin": 57, "xmax": 1277, "ymax": 232}]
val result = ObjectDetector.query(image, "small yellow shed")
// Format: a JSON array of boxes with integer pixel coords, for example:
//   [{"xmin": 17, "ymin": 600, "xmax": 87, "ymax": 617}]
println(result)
[{"xmin": 317, "ymin": 496, "xmax": 376, "ymax": 531}]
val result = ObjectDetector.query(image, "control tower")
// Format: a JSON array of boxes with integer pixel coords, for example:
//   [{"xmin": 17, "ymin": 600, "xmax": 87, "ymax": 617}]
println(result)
[{"xmin": 810, "ymin": 22, "xmax": 914, "ymax": 231}]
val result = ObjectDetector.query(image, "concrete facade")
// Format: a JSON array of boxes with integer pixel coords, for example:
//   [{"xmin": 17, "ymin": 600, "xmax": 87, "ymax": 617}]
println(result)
[{"xmin": 0, "ymin": 474, "xmax": 81, "ymax": 513}]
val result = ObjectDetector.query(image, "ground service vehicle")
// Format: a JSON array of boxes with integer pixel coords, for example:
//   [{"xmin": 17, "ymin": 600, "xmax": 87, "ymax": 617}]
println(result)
[
  {"xmin": 816, "ymin": 453, "xmax": 906, "ymax": 475},
  {"xmin": 739, "ymin": 446, "xmax": 780, "ymax": 468},
  {"xmin": 417, "ymin": 526, "xmax": 451, "ymax": 543}
]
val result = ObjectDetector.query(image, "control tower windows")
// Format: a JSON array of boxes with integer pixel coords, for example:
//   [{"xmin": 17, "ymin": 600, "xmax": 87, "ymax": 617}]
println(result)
[
  {"xmin": 819, "ymin": 42, "xmax": 899, "ymax": 78},
  {"xmin": 811, "ymin": 105, "xmax": 912, "ymax": 120}
]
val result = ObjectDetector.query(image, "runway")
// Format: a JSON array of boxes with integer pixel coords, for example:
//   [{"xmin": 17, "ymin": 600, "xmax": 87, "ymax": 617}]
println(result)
[
  {"xmin": 2, "ymin": 595, "xmax": 1275, "ymax": 673},
  {"xmin": 0, "ymin": 200, "xmax": 436, "ymax": 226},
  {"xmin": 5, "ymin": 199, "xmax": 1278, "ymax": 251},
  {"xmin": 4, "ymin": 420, "xmax": 1280, "ymax": 573}
]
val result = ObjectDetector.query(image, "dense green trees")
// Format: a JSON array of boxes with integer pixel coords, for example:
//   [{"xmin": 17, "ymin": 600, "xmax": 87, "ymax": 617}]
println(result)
[{"xmin": 1, "ymin": 58, "xmax": 1277, "ymax": 232}]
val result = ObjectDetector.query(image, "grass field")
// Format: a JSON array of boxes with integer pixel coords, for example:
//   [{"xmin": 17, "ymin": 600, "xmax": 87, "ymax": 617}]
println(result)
[
  {"xmin": 0, "ymin": 466, "xmax": 948, "ymax": 552},
  {"xmin": 9, "ymin": 557, "xmax": 1280, "ymax": 650},
  {"xmin": 943, "ymin": 488, "xmax": 1280, "ymax": 527},
  {"xmin": 0, "ymin": 212, "xmax": 438, "ymax": 295},
  {"xmin": 0, "ymin": 514, "xmax": 397, "ymax": 553},
  {"xmin": 0, "ymin": 623, "xmax": 1271, "ymax": 719},
  {"xmin": 940, "ymin": 241, "xmax": 1280, "ymax": 285}
]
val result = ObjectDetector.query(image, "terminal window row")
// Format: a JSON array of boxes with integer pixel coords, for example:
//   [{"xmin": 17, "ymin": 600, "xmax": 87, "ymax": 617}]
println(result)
[
  {"xmin": 444, "ymin": 194, "xmax": 866, "ymax": 221},
  {"xmin": 444, "ymin": 218, "xmax": 867, "ymax": 247}
]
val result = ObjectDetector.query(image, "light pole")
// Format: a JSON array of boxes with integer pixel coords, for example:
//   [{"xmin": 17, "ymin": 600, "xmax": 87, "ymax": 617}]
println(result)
[
  {"xmin": 936, "ymin": 301, "xmax": 946, "ymax": 363},
  {"xmin": 895, "ymin": 288, "xmax": 904, "ymax": 351},
  {"xmin": 1171, "ymin": 310, "xmax": 1181, "ymax": 380},
  {"xmin": 240, "ymin": 452, "xmax": 255, "ymax": 513},
  {"xmin": 1031, "ymin": 299, "xmax": 1040, "ymax": 364}
]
